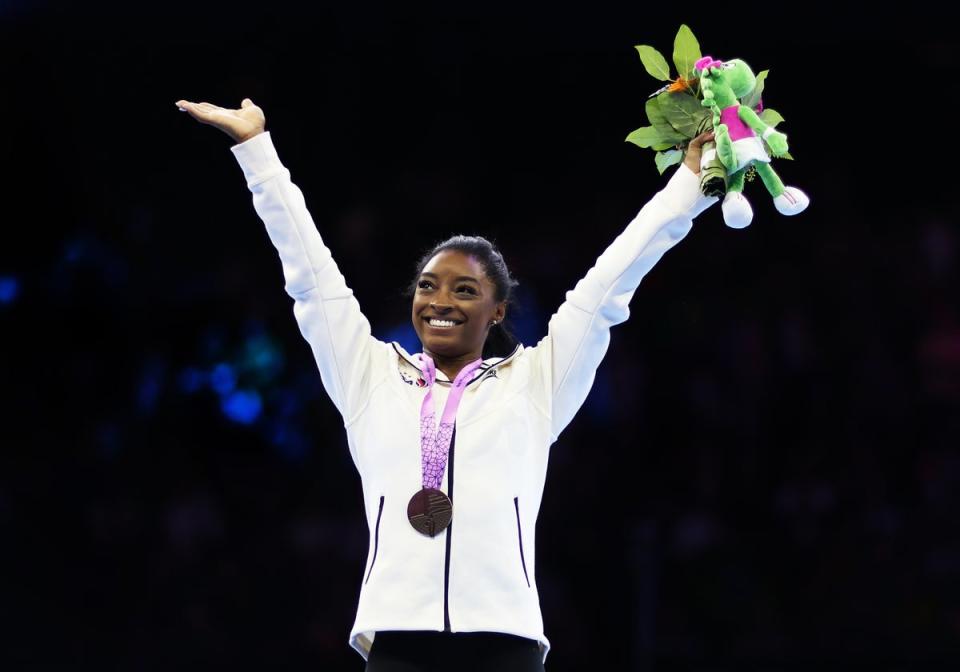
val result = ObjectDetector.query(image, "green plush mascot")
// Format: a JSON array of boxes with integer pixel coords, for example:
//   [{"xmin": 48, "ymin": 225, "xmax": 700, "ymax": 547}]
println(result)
[
  {"xmin": 627, "ymin": 25, "xmax": 810, "ymax": 229},
  {"xmin": 696, "ymin": 55, "xmax": 809, "ymax": 228}
]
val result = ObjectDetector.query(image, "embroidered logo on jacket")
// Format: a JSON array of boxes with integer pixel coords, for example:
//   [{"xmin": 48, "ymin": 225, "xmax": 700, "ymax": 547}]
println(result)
[
  {"xmin": 478, "ymin": 368, "xmax": 499, "ymax": 384},
  {"xmin": 398, "ymin": 358, "xmax": 427, "ymax": 387}
]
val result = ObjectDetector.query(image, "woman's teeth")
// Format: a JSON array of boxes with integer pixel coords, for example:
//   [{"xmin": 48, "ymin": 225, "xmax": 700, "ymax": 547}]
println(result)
[{"xmin": 429, "ymin": 318, "xmax": 459, "ymax": 328}]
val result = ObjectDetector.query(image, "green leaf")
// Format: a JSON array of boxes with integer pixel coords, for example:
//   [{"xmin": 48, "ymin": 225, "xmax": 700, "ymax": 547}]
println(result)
[
  {"xmin": 646, "ymin": 98, "xmax": 686, "ymax": 144},
  {"xmin": 655, "ymin": 149, "xmax": 684, "ymax": 174},
  {"xmin": 700, "ymin": 158, "xmax": 728, "ymax": 198},
  {"xmin": 741, "ymin": 69, "xmax": 768, "ymax": 109},
  {"xmin": 759, "ymin": 108, "xmax": 785, "ymax": 128},
  {"xmin": 634, "ymin": 45, "xmax": 671, "ymax": 81},
  {"xmin": 696, "ymin": 114, "xmax": 714, "ymax": 136},
  {"xmin": 652, "ymin": 140, "xmax": 678, "ymax": 151},
  {"xmin": 672, "ymin": 24, "xmax": 701, "ymax": 79},
  {"xmin": 657, "ymin": 91, "xmax": 707, "ymax": 137},
  {"xmin": 761, "ymin": 139, "xmax": 794, "ymax": 160},
  {"xmin": 626, "ymin": 126, "xmax": 670, "ymax": 149}
]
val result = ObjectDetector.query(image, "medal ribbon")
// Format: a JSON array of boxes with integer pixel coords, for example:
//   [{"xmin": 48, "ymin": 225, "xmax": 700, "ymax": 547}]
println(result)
[{"xmin": 415, "ymin": 354, "xmax": 484, "ymax": 490}]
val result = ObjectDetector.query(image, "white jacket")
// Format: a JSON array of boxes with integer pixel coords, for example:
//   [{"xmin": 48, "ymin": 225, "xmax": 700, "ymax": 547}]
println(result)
[{"xmin": 230, "ymin": 132, "xmax": 717, "ymax": 664}]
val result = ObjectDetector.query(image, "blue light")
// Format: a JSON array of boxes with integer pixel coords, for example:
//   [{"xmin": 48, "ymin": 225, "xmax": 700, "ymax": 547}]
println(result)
[
  {"xmin": 242, "ymin": 334, "xmax": 284, "ymax": 383},
  {"xmin": 221, "ymin": 389, "xmax": 262, "ymax": 425},
  {"xmin": 177, "ymin": 367, "xmax": 206, "ymax": 393},
  {"xmin": 248, "ymin": 340, "xmax": 279, "ymax": 369},
  {"xmin": 138, "ymin": 372, "xmax": 162, "ymax": 414},
  {"xmin": 202, "ymin": 328, "xmax": 226, "ymax": 358},
  {"xmin": 269, "ymin": 422, "xmax": 309, "ymax": 462},
  {"xmin": 275, "ymin": 388, "xmax": 303, "ymax": 417},
  {"xmin": 279, "ymin": 434, "xmax": 308, "ymax": 462},
  {"xmin": 508, "ymin": 286, "xmax": 545, "ymax": 346},
  {"xmin": 382, "ymin": 322, "xmax": 420, "ymax": 355},
  {"xmin": 0, "ymin": 276, "xmax": 20, "ymax": 304},
  {"xmin": 210, "ymin": 363, "xmax": 237, "ymax": 395},
  {"xmin": 64, "ymin": 240, "xmax": 85, "ymax": 263}
]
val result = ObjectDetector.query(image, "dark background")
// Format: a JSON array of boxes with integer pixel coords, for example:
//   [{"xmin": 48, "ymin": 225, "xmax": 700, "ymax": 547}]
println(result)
[{"xmin": 3, "ymin": 2, "xmax": 959, "ymax": 670}]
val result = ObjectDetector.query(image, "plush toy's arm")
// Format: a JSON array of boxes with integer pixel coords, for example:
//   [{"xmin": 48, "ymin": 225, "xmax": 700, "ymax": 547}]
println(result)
[
  {"xmin": 738, "ymin": 105, "xmax": 788, "ymax": 155},
  {"xmin": 736, "ymin": 105, "xmax": 766, "ymax": 132}
]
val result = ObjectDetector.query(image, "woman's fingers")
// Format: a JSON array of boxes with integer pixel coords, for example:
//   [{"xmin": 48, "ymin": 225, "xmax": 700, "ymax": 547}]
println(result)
[
  {"xmin": 176, "ymin": 100, "xmax": 230, "ymax": 126},
  {"xmin": 176, "ymin": 99, "xmax": 250, "ymax": 118},
  {"xmin": 194, "ymin": 102, "xmax": 226, "ymax": 120},
  {"xmin": 176, "ymin": 101, "xmax": 202, "ymax": 117},
  {"xmin": 682, "ymin": 130, "xmax": 717, "ymax": 175},
  {"xmin": 176, "ymin": 100, "xmax": 222, "ymax": 111},
  {"xmin": 177, "ymin": 101, "xmax": 214, "ymax": 123},
  {"xmin": 175, "ymin": 97, "xmax": 265, "ymax": 142},
  {"xmin": 690, "ymin": 130, "xmax": 715, "ymax": 149}
]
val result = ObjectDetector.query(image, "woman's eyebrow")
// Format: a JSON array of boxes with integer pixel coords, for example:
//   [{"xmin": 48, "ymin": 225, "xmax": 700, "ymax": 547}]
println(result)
[{"xmin": 420, "ymin": 272, "xmax": 481, "ymax": 283}]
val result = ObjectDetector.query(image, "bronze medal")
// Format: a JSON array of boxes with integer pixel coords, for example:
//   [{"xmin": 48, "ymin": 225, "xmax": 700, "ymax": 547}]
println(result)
[
  {"xmin": 407, "ymin": 487, "xmax": 453, "ymax": 537},
  {"xmin": 409, "ymin": 355, "xmax": 482, "ymax": 539}
]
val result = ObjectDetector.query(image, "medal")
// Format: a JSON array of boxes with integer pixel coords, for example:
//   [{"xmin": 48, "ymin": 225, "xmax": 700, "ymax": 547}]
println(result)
[
  {"xmin": 407, "ymin": 487, "xmax": 453, "ymax": 537},
  {"xmin": 408, "ymin": 355, "xmax": 483, "ymax": 537}
]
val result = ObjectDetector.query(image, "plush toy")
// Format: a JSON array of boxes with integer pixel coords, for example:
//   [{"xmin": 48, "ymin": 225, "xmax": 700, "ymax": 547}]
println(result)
[
  {"xmin": 696, "ymin": 55, "xmax": 809, "ymax": 228},
  {"xmin": 627, "ymin": 25, "xmax": 810, "ymax": 229}
]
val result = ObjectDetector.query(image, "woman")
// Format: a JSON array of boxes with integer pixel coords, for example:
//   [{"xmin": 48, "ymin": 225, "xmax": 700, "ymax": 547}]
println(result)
[{"xmin": 176, "ymin": 97, "xmax": 717, "ymax": 671}]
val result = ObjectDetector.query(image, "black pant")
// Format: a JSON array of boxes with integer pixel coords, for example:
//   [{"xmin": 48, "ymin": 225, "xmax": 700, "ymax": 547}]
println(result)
[{"xmin": 364, "ymin": 630, "xmax": 545, "ymax": 672}]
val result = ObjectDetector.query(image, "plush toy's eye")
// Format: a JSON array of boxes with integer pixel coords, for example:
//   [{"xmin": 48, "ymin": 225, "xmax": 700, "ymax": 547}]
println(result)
[{"xmin": 723, "ymin": 62, "xmax": 735, "ymax": 69}]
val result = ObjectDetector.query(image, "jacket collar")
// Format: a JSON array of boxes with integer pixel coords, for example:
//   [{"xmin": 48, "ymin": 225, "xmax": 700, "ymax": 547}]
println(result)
[{"xmin": 391, "ymin": 342, "xmax": 522, "ymax": 386}]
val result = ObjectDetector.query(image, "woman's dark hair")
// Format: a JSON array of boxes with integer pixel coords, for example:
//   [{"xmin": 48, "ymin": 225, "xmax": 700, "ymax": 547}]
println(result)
[{"xmin": 404, "ymin": 235, "xmax": 520, "ymax": 359}]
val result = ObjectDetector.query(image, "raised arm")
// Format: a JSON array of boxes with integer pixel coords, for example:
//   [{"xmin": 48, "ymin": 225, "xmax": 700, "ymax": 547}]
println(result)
[
  {"xmin": 176, "ymin": 98, "xmax": 380, "ymax": 424},
  {"xmin": 530, "ymin": 131, "xmax": 719, "ymax": 441}
]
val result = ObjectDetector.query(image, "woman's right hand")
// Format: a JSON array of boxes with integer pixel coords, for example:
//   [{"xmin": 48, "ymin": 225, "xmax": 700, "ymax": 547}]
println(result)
[
  {"xmin": 682, "ymin": 129, "xmax": 715, "ymax": 176},
  {"xmin": 175, "ymin": 97, "xmax": 266, "ymax": 144}
]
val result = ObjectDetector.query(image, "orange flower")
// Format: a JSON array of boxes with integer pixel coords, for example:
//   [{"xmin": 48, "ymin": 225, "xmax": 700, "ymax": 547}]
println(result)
[
  {"xmin": 648, "ymin": 75, "xmax": 700, "ymax": 99},
  {"xmin": 667, "ymin": 76, "xmax": 698, "ymax": 93}
]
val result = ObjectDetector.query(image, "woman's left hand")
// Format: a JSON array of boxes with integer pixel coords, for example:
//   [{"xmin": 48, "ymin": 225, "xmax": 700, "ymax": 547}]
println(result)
[
  {"xmin": 176, "ymin": 98, "xmax": 266, "ymax": 144},
  {"xmin": 683, "ymin": 130, "xmax": 716, "ymax": 175}
]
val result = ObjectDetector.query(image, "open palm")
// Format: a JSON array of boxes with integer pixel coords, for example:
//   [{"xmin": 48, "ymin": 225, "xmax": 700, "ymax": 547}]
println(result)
[{"xmin": 176, "ymin": 97, "xmax": 266, "ymax": 143}]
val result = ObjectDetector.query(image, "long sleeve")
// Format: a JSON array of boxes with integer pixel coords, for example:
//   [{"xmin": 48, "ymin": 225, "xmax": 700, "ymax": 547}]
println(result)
[
  {"xmin": 231, "ymin": 131, "xmax": 380, "ymax": 424},
  {"xmin": 530, "ymin": 163, "xmax": 718, "ymax": 441}
]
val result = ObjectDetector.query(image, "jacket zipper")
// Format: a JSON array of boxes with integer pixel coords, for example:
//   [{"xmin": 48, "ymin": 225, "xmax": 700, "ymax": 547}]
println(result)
[
  {"xmin": 514, "ymin": 496, "xmax": 530, "ymax": 587},
  {"xmin": 365, "ymin": 495, "xmax": 385, "ymax": 584},
  {"xmin": 443, "ymin": 426, "xmax": 456, "ymax": 631}
]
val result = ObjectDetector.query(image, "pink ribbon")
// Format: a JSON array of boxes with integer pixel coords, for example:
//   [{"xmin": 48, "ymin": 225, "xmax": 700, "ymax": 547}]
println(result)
[{"xmin": 414, "ymin": 354, "xmax": 484, "ymax": 490}]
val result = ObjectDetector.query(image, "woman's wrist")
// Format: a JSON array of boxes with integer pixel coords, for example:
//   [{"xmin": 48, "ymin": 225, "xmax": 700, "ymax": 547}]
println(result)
[{"xmin": 233, "ymin": 127, "xmax": 266, "ymax": 144}]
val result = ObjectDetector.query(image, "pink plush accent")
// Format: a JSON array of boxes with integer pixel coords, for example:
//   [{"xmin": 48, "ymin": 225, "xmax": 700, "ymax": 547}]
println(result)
[
  {"xmin": 720, "ymin": 104, "xmax": 755, "ymax": 141},
  {"xmin": 696, "ymin": 56, "xmax": 724, "ymax": 72}
]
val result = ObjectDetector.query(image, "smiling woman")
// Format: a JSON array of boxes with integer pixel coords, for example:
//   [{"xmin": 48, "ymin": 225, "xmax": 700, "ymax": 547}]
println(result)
[
  {"xmin": 413, "ymin": 251, "xmax": 503, "ymax": 373},
  {"xmin": 406, "ymin": 236, "xmax": 520, "ymax": 379},
  {"xmin": 175, "ymin": 96, "xmax": 718, "ymax": 671}
]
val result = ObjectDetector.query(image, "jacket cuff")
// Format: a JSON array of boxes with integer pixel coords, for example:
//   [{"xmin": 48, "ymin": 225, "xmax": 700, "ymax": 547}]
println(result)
[
  {"xmin": 230, "ymin": 131, "xmax": 285, "ymax": 188},
  {"xmin": 656, "ymin": 162, "xmax": 719, "ymax": 219}
]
